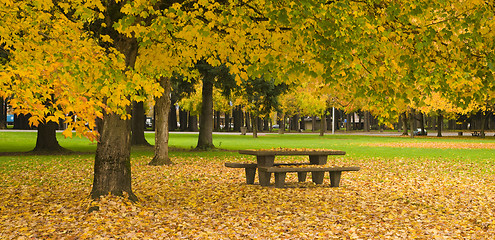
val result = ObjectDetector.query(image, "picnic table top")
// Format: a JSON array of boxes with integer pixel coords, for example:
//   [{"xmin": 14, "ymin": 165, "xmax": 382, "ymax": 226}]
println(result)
[{"xmin": 238, "ymin": 149, "xmax": 346, "ymax": 156}]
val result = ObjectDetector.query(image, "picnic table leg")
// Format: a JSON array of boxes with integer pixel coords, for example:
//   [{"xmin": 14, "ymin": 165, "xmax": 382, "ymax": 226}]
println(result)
[
  {"xmin": 274, "ymin": 172, "xmax": 287, "ymax": 188},
  {"xmin": 309, "ymin": 155, "xmax": 328, "ymax": 165},
  {"xmin": 329, "ymin": 171, "xmax": 342, "ymax": 187},
  {"xmin": 297, "ymin": 172, "xmax": 307, "ymax": 182},
  {"xmin": 245, "ymin": 167, "xmax": 256, "ymax": 184},
  {"xmin": 258, "ymin": 169, "xmax": 271, "ymax": 186},
  {"xmin": 312, "ymin": 172, "xmax": 325, "ymax": 184},
  {"xmin": 256, "ymin": 155, "xmax": 275, "ymax": 166}
]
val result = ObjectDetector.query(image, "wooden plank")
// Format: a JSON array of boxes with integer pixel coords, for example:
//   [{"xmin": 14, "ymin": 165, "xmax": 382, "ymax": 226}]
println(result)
[
  {"xmin": 238, "ymin": 149, "xmax": 346, "ymax": 156},
  {"xmin": 224, "ymin": 162, "xmax": 309, "ymax": 168},
  {"xmin": 260, "ymin": 166, "xmax": 360, "ymax": 173},
  {"xmin": 224, "ymin": 162, "xmax": 257, "ymax": 168}
]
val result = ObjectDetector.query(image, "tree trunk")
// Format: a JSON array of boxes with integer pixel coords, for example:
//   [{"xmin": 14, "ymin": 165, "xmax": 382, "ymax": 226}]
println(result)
[
  {"xmin": 149, "ymin": 78, "xmax": 173, "ymax": 165},
  {"xmin": 410, "ymin": 109, "xmax": 415, "ymax": 138},
  {"xmin": 188, "ymin": 114, "xmax": 198, "ymax": 131},
  {"xmin": 225, "ymin": 112, "xmax": 231, "ymax": 131},
  {"xmin": 214, "ymin": 111, "xmax": 221, "ymax": 131},
  {"xmin": 245, "ymin": 112, "xmax": 251, "ymax": 131},
  {"xmin": 179, "ymin": 109, "xmax": 188, "ymax": 131},
  {"xmin": 131, "ymin": 101, "xmax": 150, "ymax": 146},
  {"xmin": 419, "ymin": 112, "xmax": 426, "ymax": 135},
  {"xmin": 32, "ymin": 120, "xmax": 68, "ymax": 153},
  {"xmin": 346, "ymin": 113, "xmax": 352, "ymax": 131},
  {"xmin": 437, "ymin": 113, "xmax": 443, "ymax": 137},
  {"xmin": 91, "ymin": 111, "xmax": 137, "ymax": 201},
  {"xmin": 401, "ymin": 113, "xmax": 408, "ymax": 136},
  {"xmin": 312, "ymin": 115, "xmax": 316, "ymax": 132},
  {"xmin": 480, "ymin": 111, "xmax": 487, "ymax": 138},
  {"xmin": 91, "ymin": 32, "xmax": 138, "ymax": 202},
  {"xmin": 364, "ymin": 111, "xmax": 371, "ymax": 132},
  {"xmin": 169, "ymin": 101, "xmax": 178, "ymax": 131},
  {"xmin": 279, "ymin": 112, "xmax": 285, "ymax": 134},
  {"xmin": 0, "ymin": 97, "xmax": 6, "ymax": 129},
  {"xmin": 319, "ymin": 114, "xmax": 326, "ymax": 136},
  {"xmin": 233, "ymin": 106, "xmax": 242, "ymax": 132},
  {"xmin": 196, "ymin": 76, "xmax": 215, "ymax": 150},
  {"xmin": 252, "ymin": 113, "xmax": 258, "ymax": 138}
]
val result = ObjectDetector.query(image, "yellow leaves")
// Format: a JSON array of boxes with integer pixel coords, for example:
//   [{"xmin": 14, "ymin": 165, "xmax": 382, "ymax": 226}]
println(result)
[
  {"xmin": 2, "ymin": 147, "xmax": 495, "ymax": 238},
  {"xmin": 100, "ymin": 35, "xmax": 113, "ymax": 43}
]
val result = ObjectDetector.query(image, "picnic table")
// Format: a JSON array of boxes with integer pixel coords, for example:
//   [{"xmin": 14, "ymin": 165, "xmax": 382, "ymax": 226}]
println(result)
[{"xmin": 225, "ymin": 149, "xmax": 359, "ymax": 188}]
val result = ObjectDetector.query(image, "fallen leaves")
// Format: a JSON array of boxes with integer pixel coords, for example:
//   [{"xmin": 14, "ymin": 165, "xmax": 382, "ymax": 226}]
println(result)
[
  {"xmin": 1, "ymin": 153, "xmax": 495, "ymax": 238},
  {"xmin": 362, "ymin": 141, "xmax": 495, "ymax": 149}
]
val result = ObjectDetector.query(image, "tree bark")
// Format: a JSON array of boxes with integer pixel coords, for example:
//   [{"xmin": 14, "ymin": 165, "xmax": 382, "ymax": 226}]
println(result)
[
  {"xmin": 410, "ymin": 109, "xmax": 415, "ymax": 138},
  {"xmin": 312, "ymin": 115, "xmax": 316, "ymax": 132},
  {"xmin": 319, "ymin": 114, "xmax": 326, "ymax": 136},
  {"xmin": 196, "ymin": 75, "xmax": 215, "ymax": 150},
  {"xmin": 233, "ymin": 106, "xmax": 242, "ymax": 132},
  {"xmin": 91, "ymin": 111, "xmax": 137, "ymax": 201},
  {"xmin": 131, "ymin": 101, "xmax": 150, "ymax": 146},
  {"xmin": 480, "ymin": 111, "xmax": 487, "ymax": 138},
  {"xmin": 169, "ymin": 101, "xmax": 178, "ymax": 131},
  {"xmin": 225, "ymin": 112, "xmax": 231, "ymax": 131},
  {"xmin": 149, "ymin": 78, "xmax": 173, "ymax": 165},
  {"xmin": 252, "ymin": 113, "xmax": 258, "ymax": 138},
  {"xmin": 437, "ymin": 113, "xmax": 443, "ymax": 137},
  {"xmin": 401, "ymin": 113, "xmax": 408, "ymax": 136},
  {"xmin": 188, "ymin": 114, "xmax": 198, "ymax": 131},
  {"xmin": 279, "ymin": 112, "xmax": 285, "ymax": 134},
  {"xmin": 0, "ymin": 97, "xmax": 6, "ymax": 129},
  {"xmin": 179, "ymin": 109, "xmax": 188, "ymax": 131},
  {"xmin": 32, "ymin": 120, "xmax": 69, "ymax": 153},
  {"xmin": 91, "ymin": 32, "xmax": 138, "ymax": 201}
]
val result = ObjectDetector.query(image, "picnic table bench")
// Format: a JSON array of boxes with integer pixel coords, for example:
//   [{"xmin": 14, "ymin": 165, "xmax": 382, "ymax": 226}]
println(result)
[{"xmin": 225, "ymin": 149, "xmax": 359, "ymax": 188}]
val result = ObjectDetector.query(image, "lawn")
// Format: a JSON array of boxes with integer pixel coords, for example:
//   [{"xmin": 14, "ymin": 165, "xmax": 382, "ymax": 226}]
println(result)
[{"xmin": 1, "ymin": 131, "xmax": 495, "ymax": 238}]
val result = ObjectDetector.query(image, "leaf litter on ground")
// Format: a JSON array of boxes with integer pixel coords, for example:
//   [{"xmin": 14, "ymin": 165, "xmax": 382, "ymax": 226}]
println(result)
[{"xmin": 1, "ymin": 152, "xmax": 495, "ymax": 239}]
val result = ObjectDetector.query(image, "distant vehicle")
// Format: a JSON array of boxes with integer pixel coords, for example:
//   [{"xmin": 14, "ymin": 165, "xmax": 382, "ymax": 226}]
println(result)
[
  {"xmin": 6, "ymin": 114, "xmax": 14, "ymax": 125},
  {"xmin": 413, "ymin": 128, "xmax": 427, "ymax": 136},
  {"xmin": 145, "ymin": 117, "xmax": 153, "ymax": 129},
  {"xmin": 272, "ymin": 124, "xmax": 280, "ymax": 129}
]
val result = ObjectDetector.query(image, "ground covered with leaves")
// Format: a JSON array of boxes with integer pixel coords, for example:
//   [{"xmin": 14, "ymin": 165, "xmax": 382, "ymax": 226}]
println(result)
[{"xmin": 1, "ymin": 149, "xmax": 495, "ymax": 239}]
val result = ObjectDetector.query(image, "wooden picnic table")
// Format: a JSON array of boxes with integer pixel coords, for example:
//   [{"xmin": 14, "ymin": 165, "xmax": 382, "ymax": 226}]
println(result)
[
  {"xmin": 238, "ymin": 149, "xmax": 346, "ymax": 166},
  {"xmin": 226, "ymin": 149, "xmax": 357, "ymax": 187}
]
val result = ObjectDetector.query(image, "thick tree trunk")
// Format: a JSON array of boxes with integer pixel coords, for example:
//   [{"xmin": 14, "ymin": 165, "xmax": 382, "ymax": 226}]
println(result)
[
  {"xmin": 196, "ymin": 76, "xmax": 215, "ymax": 150},
  {"xmin": 32, "ymin": 120, "xmax": 68, "ymax": 153},
  {"xmin": 437, "ymin": 113, "xmax": 443, "ymax": 137},
  {"xmin": 91, "ymin": 32, "xmax": 138, "ymax": 202},
  {"xmin": 149, "ymin": 78, "xmax": 173, "ymax": 165},
  {"xmin": 131, "ymin": 101, "xmax": 150, "ymax": 146},
  {"xmin": 91, "ymin": 111, "xmax": 137, "ymax": 201},
  {"xmin": 233, "ymin": 106, "xmax": 242, "ymax": 132}
]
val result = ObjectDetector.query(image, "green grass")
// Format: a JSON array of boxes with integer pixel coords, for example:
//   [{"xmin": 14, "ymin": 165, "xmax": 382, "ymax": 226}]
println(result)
[{"xmin": 1, "ymin": 131, "xmax": 494, "ymax": 163}]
